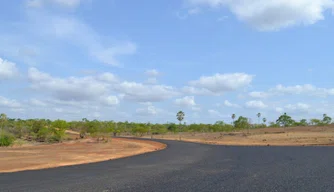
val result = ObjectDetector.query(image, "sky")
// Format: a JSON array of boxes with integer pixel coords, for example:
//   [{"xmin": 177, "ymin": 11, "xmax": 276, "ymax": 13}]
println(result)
[{"xmin": 1, "ymin": 0, "xmax": 334, "ymax": 124}]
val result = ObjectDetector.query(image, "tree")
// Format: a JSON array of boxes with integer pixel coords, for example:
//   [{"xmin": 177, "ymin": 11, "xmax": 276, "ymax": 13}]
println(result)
[
  {"xmin": 257, "ymin": 113, "xmax": 261, "ymax": 124},
  {"xmin": 176, "ymin": 111, "xmax": 185, "ymax": 125},
  {"xmin": 299, "ymin": 119, "xmax": 308, "ymax": 126},
  {"xmin": 322, "ymin": 114, "xmax": 332, "ymax": 125},
  {"xmin": 176, "ymin": 111, "xmax": 185, "ymax": 140},
  {"xmin": 231, "ymin": 114, "xmax": 236, "ymax": 125},
  {"xmin": 276, "ymin": 113, "xmax": 294, "ymax": 131},
  {"xmin": 234, "ymin": 116, "xmax": 249, "ymax": 129},
  {"xmin": 262, "ymin": 118, "xmax": 267, "ymax": 124},
  {"xmin": 51, "ymin": 119, "xmax": 68, "ymax": 142},
  {"xmin": 0, "ymin": 113, "xmax": 7, "ymax": 132}
]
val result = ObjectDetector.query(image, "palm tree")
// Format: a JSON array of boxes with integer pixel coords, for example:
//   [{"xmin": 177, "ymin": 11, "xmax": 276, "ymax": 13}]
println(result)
[
  {"xmin": 176, "ymin": 111, "xmax": 185, "ymax": 125},
  {"xmin": 0, "ymin": 113, "xmax": 7, "ymax": 132},
  {"xmin": 262, "ymin": 118, "xmax": 267, "ymax": 124},
  {"xmin": 231, "ymin": 114, "xmax": 236, "ymax": 125},
  {"xmin": 257, "ymin": 113, "xmax": 261, "ymax": 124},
  {"xmin": 176, "ymin": 111, "xmax": 185, "ymax": 140}
]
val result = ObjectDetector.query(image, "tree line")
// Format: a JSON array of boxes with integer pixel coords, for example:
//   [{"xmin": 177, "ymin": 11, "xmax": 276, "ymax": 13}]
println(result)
[{"xmin": 0, "ymin": 111, "xmax": 332, "ymax": 146}]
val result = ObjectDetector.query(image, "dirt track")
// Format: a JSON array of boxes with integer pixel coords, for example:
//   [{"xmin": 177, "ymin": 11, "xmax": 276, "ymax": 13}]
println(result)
[
  {"xmin": 139, "ymin": 125, "xmax": 334, "ymax": 146},
  {"xmin": 0, "ymin": 138, "xmax": 166, "ymax": 173}
]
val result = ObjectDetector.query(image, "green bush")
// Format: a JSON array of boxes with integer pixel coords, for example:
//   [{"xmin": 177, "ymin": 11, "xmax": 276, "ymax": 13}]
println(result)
[{"xmin": 0, "ymin": 132, "xmax": 16, "ymax": 147}]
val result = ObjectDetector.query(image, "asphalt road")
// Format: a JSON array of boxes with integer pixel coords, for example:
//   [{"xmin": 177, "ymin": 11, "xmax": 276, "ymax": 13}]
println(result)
[{"xmin": 1, "ymin": 139, "xmax": 333, "ymax": 192}]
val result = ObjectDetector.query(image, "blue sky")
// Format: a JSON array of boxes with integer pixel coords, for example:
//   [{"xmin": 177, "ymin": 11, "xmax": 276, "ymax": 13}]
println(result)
[{"xmin": 1, "ymin": 0, "xmax": 334, "ymax": 124}]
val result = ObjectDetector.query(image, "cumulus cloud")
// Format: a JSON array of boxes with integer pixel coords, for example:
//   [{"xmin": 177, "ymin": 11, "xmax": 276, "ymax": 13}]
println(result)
[
  {"xmin": 187, "ymin": 73, "xmax": 253, "ymax": 95},
  {"xmin": 136, "ymin": 105, "xmax": 158, "ymax": 116},
  {"xmin": 145, "ymin": 69, "xmax": 160, "ymax": 77},
  {"xmin": 26, "ymin": 0, "xmax": 82, "ymax": 8},
  {"xmin": 28, "ymin": 68, "xmax": 110, "ymax": 101},
  {"xmin": 0, "ymin": 96, "xmax": 22, "ymax": 108},
  {"xmin": 30, "ymin": 98, "xmax": 48, "ymax": 107},
  {"xmin": 270, "ymin": 84, "xmax": 334, "ymax": 97},
  {"xmin": 187, "ymin": 0, "xmax": 334, "ymax": 31},
  {"xmin": 114, "ymin": 81, "xmax": 179, "ymax": 102},
  {"xmin": 175, "ymin": 96, "xmax": 196, "ymax": 107},
  {"xmin": 224, "ymin": 100, "xmax": 240, "ymax": 108},
  {"xmin": 245, "ymin": 100, "xmax": 268, "ymax": 109},
  {"xmin": 97, "ymin": 72, "xmax": 119, "ymax": 83},
  {"xmin": 0, "ymin": 58, "xmax": 19, "ymax": 80},
  {"xmin": 100, "ymin": 96, "xmax": 120, "ymax": 106},
  {"xmin": 250, "ymin": 84, "xmax": 334, "ymax": 98},
  {"xmin": 285, "ymin": 103, "xmax": 311, "ymax": 112},
  {"xmin": 6, "ymin": 12, "xmax": 136, "ymax": 67},
  {"xmin": 208, "ymin": 109, "xmax": 226, "ymax": 117},
  {"xmin": 249, "ymin": 91, "xmax": 269, "ymax": 98},
  {"xmin": 145, "ymin": 69, "xmax": 160, "ymax": 84}
]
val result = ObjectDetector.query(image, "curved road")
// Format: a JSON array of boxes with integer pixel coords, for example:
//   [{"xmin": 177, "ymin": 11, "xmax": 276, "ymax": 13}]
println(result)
[{"xmin": 1, "ymin": 139, "xmax": 333, "ymax": 192}]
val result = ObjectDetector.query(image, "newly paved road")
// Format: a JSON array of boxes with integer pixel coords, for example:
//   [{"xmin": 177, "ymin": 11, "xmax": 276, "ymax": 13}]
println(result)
[{"xmin": 1, "ymin": 139, "xmax": 333, "ymax": 192}]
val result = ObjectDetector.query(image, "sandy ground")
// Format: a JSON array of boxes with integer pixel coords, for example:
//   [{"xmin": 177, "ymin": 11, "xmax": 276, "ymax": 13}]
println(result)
[
  {"xmin": 137, "ymin": 125, "xmax": 334, "ymax": 146},
  {"xmin": 0, "ymin": 137, "xmax": 166, "ymax": 173}
]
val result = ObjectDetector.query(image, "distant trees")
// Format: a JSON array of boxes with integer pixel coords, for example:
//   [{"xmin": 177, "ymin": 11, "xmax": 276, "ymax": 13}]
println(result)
[
  {"xmin": 322, "ymin": 114, "xmax": 332, "ymax": 125},
  {"xmin": 262, "ymin": 118, "xmax": 267, "ymax": 124},
  {"xmin": 234, "ymin": 116, "xmax": 249, "ymax": 129},
  {"xmin": 276, "ymin": 113, "xmax": 294, "ymax": 127},
  {"xmin": 0, "ymin": 109, "xmax": 334, "ymax": 147},
  {"xmin": 176, "ymin": 111, "xmax": 185, "ymax": 125},
  {"xmin": 231, "ymin": 114, "xmax": 236, "ymax": 125},
  {"xmin": 257, "ymin": 113, "xmax": 261, "ymax": 124}
]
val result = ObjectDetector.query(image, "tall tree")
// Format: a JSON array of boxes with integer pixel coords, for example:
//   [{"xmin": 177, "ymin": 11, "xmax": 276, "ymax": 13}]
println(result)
[
  {"xmin": 322, "ymin": 114, "xmax": 332, "ymax": 125},
  {"xmin": 257, "ymin": 113, "xmax": 261, "ymax": 124},
  {"xmin": 0, "ymin": 113, "xmax": 8, "ymax": 132},
  {"xmin": 231, "ymin": 114, "xmax": 236, "ymax": 125},
  {"xmin": 262, "ymin": 118, "xmax": 267, "ymax": 124},
  {"xmin": 176, "ymin": 111, "xmax": 185, "ymax": 140},
  {"xmin": 176, "ymin": 111, "xmax": 185, "ymax": 125},
  {"xmin": 276, "ymin": 113, "xmax": 294, "ymax": 132}
]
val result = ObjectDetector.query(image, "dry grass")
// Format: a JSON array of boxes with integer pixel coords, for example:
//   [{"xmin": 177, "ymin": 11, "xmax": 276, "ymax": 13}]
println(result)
[
  {"xmin": 140, "ymin": 125, "xmax": 334, "ymax": 146},
  {"xmin": 0, "ymin": 137, "xmax": 166, "ymax": 173}
]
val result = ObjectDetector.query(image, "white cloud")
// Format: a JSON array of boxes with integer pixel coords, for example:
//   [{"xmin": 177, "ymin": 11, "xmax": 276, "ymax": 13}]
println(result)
[
  {"xmin": 92, "ymin": 42, "xmax": 137, "ymax": 66},
  {"xmin": 182, "ymin": 86, "xmax": 218, "ymax": 96},
  {"xmin": 30, "ymin": 99, "xmax": 48, "ymax": 107},
  {"xmin": 16, "ymin": 13, "xmax": 136, "ymax": 67},
  {"xmin": 26, "ymin": 0, "xmax": 82, "ymax": 8},
  {"xmin": 114, "ymin": 81, "xmax": 179, "ymax": 102},
  {"xmin": 285, "ymin": 103, "xmax": 310, "ymax": 112},
  {"xmin": 145, "ymin": 69, "xmax": 160, "ymax": 84},
  {"xmin": 136, "ymin": 105, "xmax": 158, "ymax": 116},
  {"xmin": 0, "ymin": 96, "xmax": 22, "ymax": 108},
  {"xmin": 145, "ymin": 69, "xmax": 160, "ymax": 77},
  {"xmin": 249, "ymin": 91, "xmax": 269, "ymax": 98},
  {"xmin": 28, "ymin": 68, "xmax": 110, "ymax": 101},
  {"xmin": 245, "ymin": 100, "xmax": 268, "ymax": 109},
  {"xmin": 100, "ymin": 96, "xmax": 119, "ymax": 106},
  {"xmin": 0, "ymin": 58, "xmax": 19, "ymax": 80},
  {"xmin": 251, "ymin": 84, "xmax": 334, "ymax": 98},
  {"xmin": 187, "ymin": 0, "xmax": 334, "ymax": 31},
  {"xmin": 188, "ymin": 7, "xmax": 201, "ymax": 15},
  {"xmin": 175, "ymin": 96, "xmax": 196, "ymax": 107},
  {"xmin": 97, "ymin": 72, "xmax": 119, "ymax": 83},
  {"xmin": 188, "ymin": 73, "xmax": 253, "ymax": 95},
  {"xmin": 224, "ymin": 100, "xmax": 240, "ymax": 108},
  {"xmin": 208, "ymin": 109, "xmax": 226, "ymax": 117},
  {"xmin": 275, "ymin": 107, "xmax": 284, "ymax": 113}
]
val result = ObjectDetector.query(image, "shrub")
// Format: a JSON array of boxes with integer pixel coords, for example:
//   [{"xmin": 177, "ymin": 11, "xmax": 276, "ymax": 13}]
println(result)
[{"xmin": 0, "ymin": 132, "xmax": 15, "ymax": 147}]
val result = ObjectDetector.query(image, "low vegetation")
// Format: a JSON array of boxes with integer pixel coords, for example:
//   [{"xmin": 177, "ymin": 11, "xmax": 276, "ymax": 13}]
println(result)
[{"xmin": 0, "ymin": 111, "xmax": 333, "ymax": 147}]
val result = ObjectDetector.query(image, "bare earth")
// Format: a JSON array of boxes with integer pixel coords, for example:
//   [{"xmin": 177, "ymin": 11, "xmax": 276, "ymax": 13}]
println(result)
[
  {"xmin": 140, "ymin": 125, "xmax": 334, "ymax": 146},
  {"xmin": 0, "ymin": 137, "xmax": 166, "ymax": 173}
]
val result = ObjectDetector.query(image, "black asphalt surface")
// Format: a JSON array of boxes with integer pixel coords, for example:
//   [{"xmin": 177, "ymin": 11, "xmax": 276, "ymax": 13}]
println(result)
[{"xmin": 1, "ymin": 138, "xmax": 334, "ymax": 192}]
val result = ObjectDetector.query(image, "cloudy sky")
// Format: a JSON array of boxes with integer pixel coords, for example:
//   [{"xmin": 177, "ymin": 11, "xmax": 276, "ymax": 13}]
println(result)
[{"xmin": 1, "ymin": 0, "xmax": 334, "ymax": 123}]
